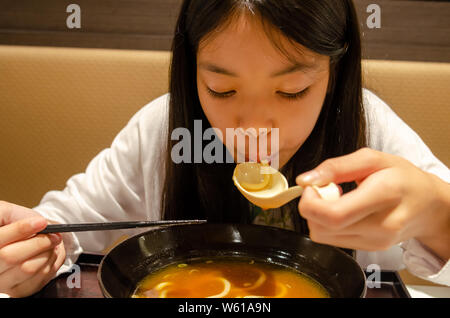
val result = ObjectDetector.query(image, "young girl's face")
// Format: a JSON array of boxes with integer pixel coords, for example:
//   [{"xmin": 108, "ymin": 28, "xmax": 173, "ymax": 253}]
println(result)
[{"xmin": 197, "ymin": 13, "xmax": 330, "ymax": 168}]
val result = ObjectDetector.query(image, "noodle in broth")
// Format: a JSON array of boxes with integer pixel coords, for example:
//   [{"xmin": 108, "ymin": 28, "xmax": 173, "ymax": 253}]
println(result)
[{"xmin": 132, "ymin": 258, "xmax": 329, "ymax": 298}]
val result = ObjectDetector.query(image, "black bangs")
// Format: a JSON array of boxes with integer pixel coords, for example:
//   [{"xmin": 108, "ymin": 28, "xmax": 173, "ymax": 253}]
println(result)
[{"xmin": 187, "ymin": 0, "xmax": 349, "ymax": 63}]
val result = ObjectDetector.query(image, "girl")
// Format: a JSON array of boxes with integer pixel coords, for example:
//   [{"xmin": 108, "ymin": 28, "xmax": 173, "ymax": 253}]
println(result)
[{"xmin": 0, "ymin": 0, "xmax": 449, "ymax": 297}]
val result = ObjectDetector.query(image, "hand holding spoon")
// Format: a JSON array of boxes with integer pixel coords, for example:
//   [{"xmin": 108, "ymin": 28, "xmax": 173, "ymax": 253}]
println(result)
[{"xmin": 233, "ymin": 162, "xmax": 340, "ymax": 210}]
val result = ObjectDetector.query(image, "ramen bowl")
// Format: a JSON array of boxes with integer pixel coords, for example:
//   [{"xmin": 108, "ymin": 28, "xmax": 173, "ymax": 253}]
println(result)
[{"xmin": 98, "ymin": 223, "xmax": 366, "ymax": 298}]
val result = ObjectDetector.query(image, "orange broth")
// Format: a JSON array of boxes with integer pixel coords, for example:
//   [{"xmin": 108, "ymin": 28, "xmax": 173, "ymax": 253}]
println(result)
[{"xmin": 132, "ymin": 258, "xmax": 329, "ymax": 298}]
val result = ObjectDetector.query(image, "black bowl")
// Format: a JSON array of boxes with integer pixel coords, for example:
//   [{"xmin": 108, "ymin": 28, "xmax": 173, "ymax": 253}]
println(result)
[{"xmin": 98, "ymin": 223, "xmax": 366, "ymax": 298}]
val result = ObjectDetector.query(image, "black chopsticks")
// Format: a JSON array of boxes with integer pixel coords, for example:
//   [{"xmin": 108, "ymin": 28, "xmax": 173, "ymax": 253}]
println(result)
[{"xmin": 37, "ymin": 219, "xmax": 207, "ymax": 234}]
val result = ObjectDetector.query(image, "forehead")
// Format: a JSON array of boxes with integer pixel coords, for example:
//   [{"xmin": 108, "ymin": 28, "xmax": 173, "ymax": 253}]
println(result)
[{"xmin": 197, "ymin": 12, "xmax": 327, "ymax": 72}]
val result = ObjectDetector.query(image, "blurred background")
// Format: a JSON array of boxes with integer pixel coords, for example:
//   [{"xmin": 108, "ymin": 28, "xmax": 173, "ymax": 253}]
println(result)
[{"xmin": 0, "ymin": 0, "xmax": 449, "ymax": 61}]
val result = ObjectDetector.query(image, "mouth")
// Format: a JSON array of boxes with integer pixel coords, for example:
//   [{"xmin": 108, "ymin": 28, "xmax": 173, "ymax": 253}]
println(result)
[{"xmin": 236, "ymin": 151, "xmax": 275, "ymax": 164}]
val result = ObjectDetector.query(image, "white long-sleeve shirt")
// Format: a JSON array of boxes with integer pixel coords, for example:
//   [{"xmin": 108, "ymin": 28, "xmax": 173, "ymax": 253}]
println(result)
[{"xmin": 33, "ymin": 89, "xmax": 450, "ymax": 286}]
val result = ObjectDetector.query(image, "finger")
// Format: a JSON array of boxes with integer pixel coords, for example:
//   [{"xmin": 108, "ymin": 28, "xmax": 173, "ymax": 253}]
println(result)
[
  {"xmin": 310, "ymin": 232, "xmax": 365, "ymax": 251},
  {"xmin": 52, "ymin": 241, "xmax": 66, "ymax": 274},
  {"xmin": 0, "ymin": 217, "xmax": 48, "ymax": 248},
  {"xmin": 296, "ymin": 148, "xmax": 397, "ymax": 187},
  {"xmin": 0, "ymin": 201, "xmax": 45, "ymax": 226},
  {"xmin": 299, "ymin": 176, "xmax": 399, "ymax": 230},
  {"xmin": 0, "ymin": 233, "xmax": 62, "ymax": 273},
  {"xmin": 0, "ymin": 249, "xmax": 56, "ymax": 291},
  {"xmin": 309, "ymin": 231, "xmax": 396, "ymax": 252},
  {"xmin": 7, "ymin": 251, "xmax": 59, "ymax": 298},
  {"xmin": 305, "ymin": 199, "xmax": 404, "ymax": 252},
  {"xmin": 326, "ymin": 209, "xmax": 403, "ymax": 246}
]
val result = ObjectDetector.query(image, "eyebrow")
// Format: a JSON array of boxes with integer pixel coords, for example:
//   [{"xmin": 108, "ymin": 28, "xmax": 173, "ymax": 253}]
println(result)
[{"xmin": 198, "ymin": 61, "xmax": 317, "ymax": 78}]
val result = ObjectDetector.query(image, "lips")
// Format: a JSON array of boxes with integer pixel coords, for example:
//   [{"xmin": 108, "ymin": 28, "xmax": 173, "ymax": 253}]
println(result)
[
  {"xmin": 235, "ymin": 141, "xmax": 273, "ymax": 163},
  {"xmin": 236, "ymin": 150, "xmax": 275, "ymax": 164},
  {"xmin": 226, "ymin": 127, "xmax": 280, "ymax": 167}
]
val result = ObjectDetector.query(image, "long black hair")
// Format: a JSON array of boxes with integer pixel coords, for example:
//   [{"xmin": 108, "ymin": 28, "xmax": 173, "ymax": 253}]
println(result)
[{"xmin": 162, "ymin": 0, "xmax": 366, "ymax": 235}]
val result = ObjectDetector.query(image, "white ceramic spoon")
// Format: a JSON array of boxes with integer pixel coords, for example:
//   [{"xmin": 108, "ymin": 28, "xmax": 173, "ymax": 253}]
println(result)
[{"xmin": 233, "ymin": 162, "xmax": 340, "ymax": 210}]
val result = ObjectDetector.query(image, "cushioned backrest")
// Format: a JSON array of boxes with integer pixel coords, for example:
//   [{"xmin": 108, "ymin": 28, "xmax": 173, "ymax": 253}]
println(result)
[
  {"xmin": 0, "ymin": 45, "xmax": 170, "ymax": 207},
  {"xmin": 0, "ymin": 46, "xmax": 448, "ymax": 208},
  {"xmin": 362, "ymin": 60, "xmax": 450, "ymax": 170}
]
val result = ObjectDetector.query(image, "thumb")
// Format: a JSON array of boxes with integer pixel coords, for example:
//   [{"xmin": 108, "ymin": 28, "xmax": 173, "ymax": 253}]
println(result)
[
  {"xmin": 296, "ymin": 148, "xmax": 395, "ymax": 187},
  {"xmin": 0, "ymin": 201, "xmax": 46, "ymax": 226}
]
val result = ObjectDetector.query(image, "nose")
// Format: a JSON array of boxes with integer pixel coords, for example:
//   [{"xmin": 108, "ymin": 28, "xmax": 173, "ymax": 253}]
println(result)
[
  {"xmin": 237, "ymin": 97, "xmax": 274, "ymax": 134},
  {"xmin": 233, "ymin": 98, "xmax": 275, "ymax": 163}
]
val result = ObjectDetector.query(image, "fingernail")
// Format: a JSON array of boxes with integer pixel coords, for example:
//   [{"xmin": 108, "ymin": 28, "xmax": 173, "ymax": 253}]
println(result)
[
  {"xmin": 302, "ymin": 186, "xmax": 316, "ymax": 197},
  {"xmin": 297, "ymin": 170, "xmax": 321, "ymax": 185},
  {"xmin": 313, "ymin": 183, "xmax": 341, "ymax": 201},
  {"xmin": 30, "ymin": 217, "xmax": 47, "ymax": 230}
]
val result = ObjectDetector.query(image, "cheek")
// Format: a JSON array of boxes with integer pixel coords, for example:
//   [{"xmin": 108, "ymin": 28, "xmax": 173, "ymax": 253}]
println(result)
[
  {"xmin": 198, "ymin": 91, "xmax": 236, "ymax": 141},
  {"xmin": 279, "ymin": 93, "xmax": 325, "ymax": 150},
  {"xmin": 278, "ymin": 115, "xmax": 314, "ymax": 157},
  {"xmin": 199, "ymin": 93, "xmax": 227, "ymax": 125}
]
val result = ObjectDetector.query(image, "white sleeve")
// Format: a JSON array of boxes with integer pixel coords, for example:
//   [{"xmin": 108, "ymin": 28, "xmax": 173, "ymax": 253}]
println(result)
[
  {"xmin": 401, "ymin": 239, "xmax": 449, "ymax": 286},
  {"xmin": 32, "ymin": 94, "xmax": 169, "ymax": 276},
  {"xmin": 363, "ymin": 89, "xmax": 450, "ymax": 183},
  {"xmin": 358, "ymin": 89, "xmax": 450, "ymax": 286}
]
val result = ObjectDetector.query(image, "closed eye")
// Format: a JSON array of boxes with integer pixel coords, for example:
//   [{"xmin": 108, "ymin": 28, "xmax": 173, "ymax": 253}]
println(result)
[
  {"xmin": 206, "ymin": 87, "xmax": 236, "ymax": 98},
  {"xmin": 277, "ymin": 87, "xmax": 309, "ymax": 100}
]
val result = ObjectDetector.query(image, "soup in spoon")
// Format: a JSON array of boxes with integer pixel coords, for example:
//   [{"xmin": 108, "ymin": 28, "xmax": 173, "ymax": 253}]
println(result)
[{"xmin": 234, "ymin": 161, "xmax": 273, "ymax": 191}]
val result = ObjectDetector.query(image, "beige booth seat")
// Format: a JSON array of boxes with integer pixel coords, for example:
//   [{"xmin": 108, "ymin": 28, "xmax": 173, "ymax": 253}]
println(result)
[
  {"xmin": 0, "ymin": 45, "xmax": 170, "ymax": 208},
  {"xmin": 0, "ymin": 45, "xmax": 449, "ymax": 208}
]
